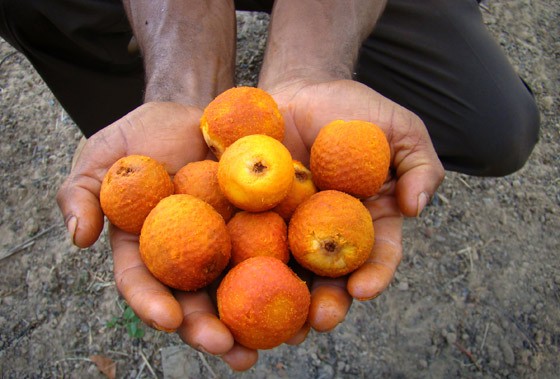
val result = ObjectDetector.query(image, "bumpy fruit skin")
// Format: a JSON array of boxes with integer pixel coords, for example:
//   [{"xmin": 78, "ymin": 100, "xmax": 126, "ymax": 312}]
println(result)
[
  {"xmin": 288, "ymin": 190, "xmax": 374, "ymax": 278},
  {"xmin": 140, "ymin": 194, "xmax": 231, "ymax": 291},
  {"xmin": 173, "ymin": 160, "xmax": 235, "ymax": 222},
  {"xmin": 218, "ymin": 134, "xmax": 295, "ymax": 212},
  {"xmin": 217, "ymin": 256, "xmax": 310, "ymax": 350},
  {"xmin": 273, "ymin": 160, "xmax": 318, "ymax": 221},
  {"xmin": 310, "ymin": 120, "xmax": 390, "ymax": 198},
  {"xmin": 227, "ymin": 211, "xmax": 289, "ymax": 266},
  {"xmin": 200, "ymin": 86, "xmax": 285, "ymax": 159},
  {"xmin": 100, "ymin": 155, "xmax": 173, "ymax": 234}
]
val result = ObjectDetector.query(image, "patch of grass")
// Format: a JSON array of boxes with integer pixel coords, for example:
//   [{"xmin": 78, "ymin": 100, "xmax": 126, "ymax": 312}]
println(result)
[{"xmin": 106, "ymin": 303, "xmax": 145, "ymax": 339}]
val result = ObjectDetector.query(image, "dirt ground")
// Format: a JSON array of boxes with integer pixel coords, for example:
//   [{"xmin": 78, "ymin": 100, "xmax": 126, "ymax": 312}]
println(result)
[{"xmin": 0, "ymin": 1, "xmax": 558, "ymax": 378}]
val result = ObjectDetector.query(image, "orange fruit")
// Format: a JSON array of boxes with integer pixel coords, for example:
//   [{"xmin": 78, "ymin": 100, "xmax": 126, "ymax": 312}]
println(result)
[
  {"xmin": 200, "ymin": 86, "xmax": 285, "ymax": 159},
  {"xmin": 227, "ymin": 211, "xmax": 289, "ymax": 267},
  {"xmin": 310, "ymin": 120, "xmax": 390, "ymax": 198},
  {"xmin": 273, "ymin": 160, "xmax": 318, "ymax": 221},
  {"xmin": 218, "ymin": 134, "xmax": 294, "ymax": 212},
  {"xmin": 139, "ymin": 194, "xmax": 231, "ymax": 291},
  {"xmin": 217, "ymin": 256, "xmax": 310, "ymax": 350},
  {"xmin": 288, "ymin": 190, "xmax": 374, "ymax": 278},
  {"xmin": 100, "ymin": 155, "xmax": 173, "ymax": 234},
  {"xmin": 173, "ymin": 160, "xmax": 235, "ymax": 222}
]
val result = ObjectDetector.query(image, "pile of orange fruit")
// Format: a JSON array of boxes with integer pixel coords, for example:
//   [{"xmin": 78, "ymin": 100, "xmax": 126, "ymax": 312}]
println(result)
[{"xmin": 99, "ymin": 86, "xmax": 390, "ymax": 350}]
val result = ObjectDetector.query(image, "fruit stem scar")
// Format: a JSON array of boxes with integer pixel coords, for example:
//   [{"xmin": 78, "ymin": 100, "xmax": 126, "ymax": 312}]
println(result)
[
  {"xmin": 116, "ymin": 166, "xmax": 135, "ymax": 176},
  {"xmin": 323, "ymin": 240, "xmax": 337, "ymax": 253},
  {"xmin": 295, "ymin": 170, "xmax": 308, "ymax": 182},
  {"xmin": 252, "ymin": 161, "xmax": 267, "ymax": 174}
]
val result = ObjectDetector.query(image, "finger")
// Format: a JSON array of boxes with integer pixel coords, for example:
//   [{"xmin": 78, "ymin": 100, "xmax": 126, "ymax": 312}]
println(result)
[
  {"xmin": 56, "ymin": 176, "xmax": 105, "ymax": 248},
  {"xmin": 221, "ymin": 343, "xmax": 259, "ymax": 372},
  {"xmin": 56, "ymin": 128, "xmax": 127, "ymax": 248},
  {"xmin": 390, "ymin": 111, "xmax": 445, "ymax": 217},
  {"xmin": 111, "ymin": 226, "xmax": 183, "ymax": 332},
  {"xmin": 174, "ymin": 291, "xmax": 234, "ymax": 356},
  {"xmin": 308, "ymin": 277, "xmax": 353, "ymax": 332},
  {"xmin": 285, "ymin": 322, "xmax": 311, "ymax": 345},
  {"xmin": 347, "ymin": 206, "xmax": 403, "ymax": 300}
]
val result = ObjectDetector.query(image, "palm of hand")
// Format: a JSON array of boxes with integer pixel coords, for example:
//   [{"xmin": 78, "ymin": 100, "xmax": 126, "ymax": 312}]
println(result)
[{"xmin": 271, "ymin": 79, "xmax": 443, "ymax": 302}]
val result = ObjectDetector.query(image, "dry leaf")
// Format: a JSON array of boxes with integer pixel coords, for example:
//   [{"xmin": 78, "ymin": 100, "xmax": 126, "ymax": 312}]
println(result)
[{"xmin": 89, "ymin": 354, "xmax": 116, "ymax": 379}]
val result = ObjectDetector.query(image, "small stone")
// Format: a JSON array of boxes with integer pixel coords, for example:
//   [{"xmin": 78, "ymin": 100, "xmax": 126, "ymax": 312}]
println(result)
[
  {"xmin": 446, "ymin": 333, "xmax": 457, "ymax": 345},
  {"xmin": 337, "ymin": 361, "xmax": 346, "ymax": 371},
  {"xmin": 316, "ymin": 363, "xmax": 334, "ymax": 379},
  {"xmin": 398, "ymin": 281, "xmax": 409, "ymax": 291},
  {"xmin": 500, "ymin": 340, "xmax": 515, "ymax": 366},
  {"xmin": 418, "ymin": 359, "xmax": 428, "ymax": 368}
]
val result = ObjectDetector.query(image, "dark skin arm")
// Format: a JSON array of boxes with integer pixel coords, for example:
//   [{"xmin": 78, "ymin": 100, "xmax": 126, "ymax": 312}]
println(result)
[
  {"xmin": 58, "ymin": 0, "xmax": 444, "ymax": 372},
  {"xmin": 259, "ymin": 0, "xmax": 444, "ymax": 331},
  {"xmin": 58, "ymin": 0, "xmax": 259, "ymax": 371}
]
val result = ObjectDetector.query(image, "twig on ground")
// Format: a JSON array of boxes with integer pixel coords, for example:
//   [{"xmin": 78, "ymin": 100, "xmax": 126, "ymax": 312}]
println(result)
[
  {"xmin": 454, "ymin": 342, "xmax": 482, "ymax": 370},
  {"xmin": 0, "ymin": 225, "xmax": 58, "ymax": 261},
  {"xmin": 139, "ymin": 349, "xmax": 157, "ymax": 379},
  {"xmin": 135, "ymin": 360, "xmax": 147, "ymax": 379},
  {"xmin": 457, "ymin": 176, "xmax": 473, "ymax": 190},
  {"xmin": 0, "ymin": 51, "xmax": 18, "ymax": 68},
  {"xmin": 480, "ymin": 322, "xmax": 490, "ymax": 352},
  {"xmin": 198, "ymin": 352, "xmax": 217, "ymax": 378}
]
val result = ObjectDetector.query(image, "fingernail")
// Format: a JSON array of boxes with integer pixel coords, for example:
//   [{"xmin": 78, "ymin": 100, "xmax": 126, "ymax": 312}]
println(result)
[
  {"xmin": 66, "ymin": 216, "xmax": 77, "ymax": 245},
  {"xmin": 417, "ymin": 192, "xmax": 430, "ymax": 217},
  {"xmin": 152, "ymin": 322, "xmax": 175, "ymax": 333}
]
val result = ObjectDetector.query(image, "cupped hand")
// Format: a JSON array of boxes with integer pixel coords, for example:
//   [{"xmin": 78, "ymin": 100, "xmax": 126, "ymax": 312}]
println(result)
[
  {"xmin": 56, "ymin": 102, "xmax": 258, "ymax": 371},
  {"xmin": 264, "ymin": 79, "xmax": 445, "ymax": 331}
]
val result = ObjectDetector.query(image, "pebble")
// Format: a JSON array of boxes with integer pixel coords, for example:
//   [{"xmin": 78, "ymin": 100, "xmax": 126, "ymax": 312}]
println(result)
[
  {"xmin": 445, "ymin": 332, "xmax": 457, "ymax": 345},
  {"xmin": 316, "ymin": 364, "xmax": 334, "ymax": 379},
  {"xmin": 500, "ymin": 340, "xmax": 515, "ymax": 366},
  {"xmin": 397, "ymin": 281, "xmax": 409, "ymax": 291}
]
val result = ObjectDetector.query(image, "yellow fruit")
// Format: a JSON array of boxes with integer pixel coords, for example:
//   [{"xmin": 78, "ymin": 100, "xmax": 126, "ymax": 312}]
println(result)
[
  {"xmin": 218, "ymin": 134, "xmax": 294, "ymax": 212},
  {"xmin": 273, "ymin": 160, "xmax": 318, "ymax": 221},
  {"xmin": 288, "ymin": 190, "xmax": 374, "ymax": 277}
]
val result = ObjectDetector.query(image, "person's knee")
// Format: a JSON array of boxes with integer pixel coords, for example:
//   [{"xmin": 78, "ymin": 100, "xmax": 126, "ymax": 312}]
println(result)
[
  {"xmin": 458, "ymin": 91, "xmax": 540, "ymax": 177},
  {"xmin": 0, "ymin": 0, "xmax": 43, "ymax": 46}
]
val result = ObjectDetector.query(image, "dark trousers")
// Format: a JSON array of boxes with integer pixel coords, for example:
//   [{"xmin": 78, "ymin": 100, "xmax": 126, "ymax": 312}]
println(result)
[{"xmin": 0, "ymin": 0, "xmax": 540, "ymax": 176}]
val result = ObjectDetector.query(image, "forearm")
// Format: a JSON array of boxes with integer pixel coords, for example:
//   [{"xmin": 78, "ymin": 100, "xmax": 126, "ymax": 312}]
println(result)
[
  {"xmin": 259, "ymin": 0, "xmax": 386, "ymax": 89},
  {"xmin": 123, "ymin": 0, "xmax": 236, "ymax": 107}
]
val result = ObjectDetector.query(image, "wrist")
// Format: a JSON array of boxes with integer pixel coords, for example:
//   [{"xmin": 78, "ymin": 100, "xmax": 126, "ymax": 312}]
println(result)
[
  {"xmin": 125, "ymin": 0, "xmax": 236, "ymax": 107},
  {"xmin": 258, "ymin": 0, "xmax": 386, "ymax": 92},
  {"xmin": 144, "ymin": 64, "xmax": 233, "ymax": 108}
]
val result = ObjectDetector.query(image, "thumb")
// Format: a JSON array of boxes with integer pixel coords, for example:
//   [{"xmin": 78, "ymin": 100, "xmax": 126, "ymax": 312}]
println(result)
[
  {"xmin": 389, "ymin": 110, "xmax": 445, "ymax": 217},
  {"xmin": 56, "ymin": 129, "xmax": 126, "ymax": 248},
  {"xmin": 56, "ymin": 164, "xmax": 106, "ymax": 248}
]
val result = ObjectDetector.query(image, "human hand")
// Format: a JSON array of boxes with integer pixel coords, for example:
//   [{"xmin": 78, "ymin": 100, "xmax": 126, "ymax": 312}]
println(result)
[
  {"xmin": 56, "ymin": 102, "xmax": 259, "ymax": 371},
  {"xmin": 264, "ymin": 79, "xmax": 445, "ymax": 331}
]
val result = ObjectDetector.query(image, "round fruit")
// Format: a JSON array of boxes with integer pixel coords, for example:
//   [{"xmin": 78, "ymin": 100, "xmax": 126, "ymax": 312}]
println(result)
[
  {"xmin": 200, "ymin": 86, "xmax": 285, "ymax": 159},
  {"xmin": 217, "ymin": 256, "xmax": 310, "ymax": 350},
  {"xmin": 173, "ymin": 160, "xmax": 235, "ymax": 222},
  {"xmin": 288, "ymin": 190, "xmax": 374, "ymax": 278},
  {"xmin": 310, "ymin": 120, "xmax": 390, "ymax": 198},
  {"xmin": 273, "ymin": 160, "xmax": 318, "ymax": 221},
  {"xmin": 139, "ymin": 194, "xmax": 231, "ymax": 291},
  {"xmin": 227, "ymin": 211, "xmax": 289, "ymax": 267},
  {"xmin": 218, "ymin": 134, "xmax": 295, "ymax": 212},
  {"xmin": 100, "ymin": 155, "xmax": 173, "ymax": 234}
]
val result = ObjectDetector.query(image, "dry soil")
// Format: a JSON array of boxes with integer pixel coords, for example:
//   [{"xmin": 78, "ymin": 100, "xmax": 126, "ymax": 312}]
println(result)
[{"xmin": 0, "ymin": 1, "xmax": 558, "ymax": 378}]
